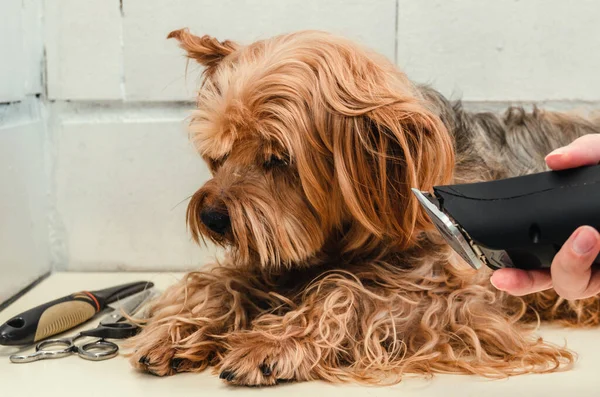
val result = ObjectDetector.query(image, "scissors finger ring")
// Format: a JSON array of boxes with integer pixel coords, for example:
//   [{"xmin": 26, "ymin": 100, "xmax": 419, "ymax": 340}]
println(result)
[
  {"xmin": 77, "ymin": 339, "xmax": 119, "ymax": 361},
  {"xmin": 9, "ymin": 337, "xmax": 76, "ymax": 363}
]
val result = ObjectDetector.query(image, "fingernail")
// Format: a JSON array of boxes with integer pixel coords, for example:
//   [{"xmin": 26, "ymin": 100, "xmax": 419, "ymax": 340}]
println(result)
[
  {"xmin": 490, "ymin": 273, "xmax": 504, "ymax": 290},
  {"xmin": 545, "ymin": 149, "xmax": 568, "ymax": 164},
  {"xmin": 547, "ymin": 148, "xmax": 566, "ymax": 158},
  {"xmin": 572, "ymin": 227, "xmax": 598, "ymax": 255}
]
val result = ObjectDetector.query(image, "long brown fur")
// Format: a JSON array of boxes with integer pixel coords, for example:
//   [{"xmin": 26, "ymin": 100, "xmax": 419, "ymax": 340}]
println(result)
[{"xmin": 127, "ymin": 29, "xmax": 600, "ymax": 386}]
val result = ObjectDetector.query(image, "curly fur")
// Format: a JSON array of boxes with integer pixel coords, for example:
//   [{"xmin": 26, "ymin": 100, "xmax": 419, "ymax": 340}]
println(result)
[{"xmin": 127, "ymin": 29, "xmax": 600, "ymax": 386}]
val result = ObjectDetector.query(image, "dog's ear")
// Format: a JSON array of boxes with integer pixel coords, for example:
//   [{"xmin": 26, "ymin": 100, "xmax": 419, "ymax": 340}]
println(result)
[
  {"xmin": 331, "ymin": 104, "xmax": 454, "ymax": 248},
  {"xmin": 301, "ymin": 40, "xmax": 455, "ymax": 249},
  {"xmin": 167, "ymin": 28, "xmax": 239, "ymax": 75}
]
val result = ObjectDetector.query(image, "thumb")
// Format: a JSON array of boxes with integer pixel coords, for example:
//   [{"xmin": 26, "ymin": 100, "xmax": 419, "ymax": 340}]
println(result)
[{"xmin": 551, "ymin": 226, "xmax": 600, "ymax": 300}]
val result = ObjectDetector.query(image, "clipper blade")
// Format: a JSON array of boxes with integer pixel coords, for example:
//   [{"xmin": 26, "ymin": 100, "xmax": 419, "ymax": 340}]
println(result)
[{"xmin": 411, "ymin": 188, "xmax": 484, "ymax": 270}]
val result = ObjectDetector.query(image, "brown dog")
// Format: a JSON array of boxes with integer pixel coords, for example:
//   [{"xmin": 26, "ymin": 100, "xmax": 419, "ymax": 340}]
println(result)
[{"xmin": 128, "ymin": 29, "xmax": 600, "ymax": 386}]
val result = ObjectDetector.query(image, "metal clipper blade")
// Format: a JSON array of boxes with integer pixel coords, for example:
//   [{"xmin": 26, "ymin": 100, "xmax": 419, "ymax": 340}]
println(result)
[{"xmin": 411, "ymin": 188, "xmax": 484, "ymax": 270}]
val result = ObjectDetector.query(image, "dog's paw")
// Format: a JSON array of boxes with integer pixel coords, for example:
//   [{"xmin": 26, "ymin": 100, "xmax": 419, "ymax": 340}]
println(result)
[
  {"xmin": 129, "ymin": 327, "xmax": 207, "ymax": 377},
  {"xmin": 218, "ymin": 333, "xmax": 308, "ymax": 386},
  {"xmin": 130, "ymin": 338, "xmax": 180, "ymax": 377}
]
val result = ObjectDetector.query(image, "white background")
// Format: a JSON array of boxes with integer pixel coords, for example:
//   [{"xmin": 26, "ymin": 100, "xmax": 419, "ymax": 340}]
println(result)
[{"xmin": 1, "ymin": 0, "xmax": 599, "ymax": 300}]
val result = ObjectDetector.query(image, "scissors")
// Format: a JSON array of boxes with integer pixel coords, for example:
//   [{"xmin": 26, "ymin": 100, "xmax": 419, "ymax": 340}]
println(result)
[{"xmin": 9, "ymin": 289, "xmax": 155, "ymax": 363}]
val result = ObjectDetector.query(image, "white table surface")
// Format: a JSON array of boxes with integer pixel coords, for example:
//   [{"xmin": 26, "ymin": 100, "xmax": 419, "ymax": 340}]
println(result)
[{"xmin": 1, "ymin": 272, "xmax": 599, "ymax": 396}]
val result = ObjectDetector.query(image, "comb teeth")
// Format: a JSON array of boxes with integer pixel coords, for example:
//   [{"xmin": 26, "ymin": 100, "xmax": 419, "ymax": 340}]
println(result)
[{"xmin": 34, "ymin": 301, "xmax": 96, "ymax": 342}]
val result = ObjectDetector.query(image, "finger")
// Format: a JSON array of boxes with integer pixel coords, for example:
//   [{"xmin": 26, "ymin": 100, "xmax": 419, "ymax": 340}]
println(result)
[
  {"xmin": 490, "ymin": 268, "xmax": 553, "ymax": 296},
  {"xmin": 551, "ymin": 226, "xmax": 600, "ymax": 300},
  {"xmin": 545, "ymin": 134, "xmax": 600, "ymax": 170},
  {"xmin": 579, "ymin": 269, "xmax": 600, "ymax": 299}
]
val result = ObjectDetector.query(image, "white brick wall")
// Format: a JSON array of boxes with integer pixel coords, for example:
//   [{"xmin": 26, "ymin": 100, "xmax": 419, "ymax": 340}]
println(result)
[
  {"xmin": 45, "ymin": 0, "xmax": 123, "ymax": 100},
  {"xmin": 40, "ymin": 0, "xmax": 597, "ymax": 103},
  {"xmin": 0, "ymin": 0, "xmax": 48, "ymax": 300},
  {"xmin": 22, "ymin": 0, "xmax": 44, "ymax": 95},
  {"xmin": 0, "ymin": 100, "xmax": 49, "ymax": 302},
  {"xmin": 0, "ymin": 0, "xmax": 25, "ymax": 102},
  {"xmin": 122, "ymin": 0, "xmax": 397, "ymax": 101},
  {"xmin": 397, "ymin": 0, "xmax": 600, "ymax": 101},
  {"xmin": 44, "ymin": 0, "xmax": 397, "ymax": 101},
  {"xmin": 0, "ymin": 0, "xmax": 43, "ymax": 102},
  {"xmin": 52, "ymin": 107, "xmax": 219, "ymax": 270},
  {"xmin": 2, "ymin": 0, "xmax": 600, "ymax": 281}
]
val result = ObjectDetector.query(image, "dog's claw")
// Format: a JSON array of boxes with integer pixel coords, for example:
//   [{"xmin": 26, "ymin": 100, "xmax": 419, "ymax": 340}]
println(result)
[
  {"xmin": 170, "ymin": 358, "xmax": 183, "ymax": 371},
  {"xmin": 259, "ymin": 363, "xmax": 272, "ymax": 377},
  {"xmin": 220, "ymin": 370, "xmax": 235, "ymax": 381},
  {"xmin": 138, "ymin": 355, "xmax": 159, "ymax": 376}
]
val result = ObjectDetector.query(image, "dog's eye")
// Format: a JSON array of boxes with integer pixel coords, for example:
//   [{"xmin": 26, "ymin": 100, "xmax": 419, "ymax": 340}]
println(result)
[
  {"xmin": 263, "ymin": 155, "xmax": 289, "ymax": 170},
  {"xmin": 210, "ymin": 154, "xmax": 229, "ymax": 171}
]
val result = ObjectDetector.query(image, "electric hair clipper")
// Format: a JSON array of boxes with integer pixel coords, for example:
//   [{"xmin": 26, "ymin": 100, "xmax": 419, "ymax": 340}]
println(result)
[{"xmin": 411, "ymin": 164, "xmax": 600, "ymax": 270}]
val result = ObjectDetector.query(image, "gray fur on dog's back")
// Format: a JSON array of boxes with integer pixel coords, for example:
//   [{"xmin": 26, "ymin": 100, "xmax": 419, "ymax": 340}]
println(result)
[{"xmin": 421, "ymin": 85, "xmax": 600, "ymax": 183}]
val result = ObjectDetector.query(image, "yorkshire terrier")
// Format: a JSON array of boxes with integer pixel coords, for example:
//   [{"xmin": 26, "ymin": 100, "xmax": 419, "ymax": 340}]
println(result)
[{"xmin": 128, "ymin": 29, "xmax": 600, "ymax": 386}]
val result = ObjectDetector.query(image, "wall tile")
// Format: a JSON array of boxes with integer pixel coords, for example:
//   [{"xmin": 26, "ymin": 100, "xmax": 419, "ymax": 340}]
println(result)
[
  {"xmin": 397, "ymin": 0, "xmax": 600, "ymax": 101},
  {"xmin": 0, "ymin": 102, "xmax": 49, "ymax": 301},
  {"xmin": 54, "ymin": 116, "xmax": 219, "ymax": 270},
  {"xmin": 0, "ymin": 0, "xmax": 25, "ymax": 102},
  {"xmin": 45, "ymin": 0, "xmax": 122, "ymax": 100}
]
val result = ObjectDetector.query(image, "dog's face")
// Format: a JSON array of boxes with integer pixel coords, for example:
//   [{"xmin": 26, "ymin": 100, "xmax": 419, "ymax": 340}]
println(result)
[{"xmin": 170, "ymin": 29, "xmax": 455, "ymax": 268}]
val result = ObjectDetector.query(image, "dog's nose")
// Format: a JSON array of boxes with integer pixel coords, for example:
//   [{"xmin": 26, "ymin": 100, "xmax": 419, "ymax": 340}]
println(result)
[{"xmin": 200, "ymin": 208, "xmax": 230, "ymax": 235}]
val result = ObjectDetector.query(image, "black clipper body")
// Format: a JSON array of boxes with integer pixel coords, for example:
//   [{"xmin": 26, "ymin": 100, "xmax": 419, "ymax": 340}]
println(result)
[{"xmin": 412, "ymin": 165, "xmax": 600, "ymax": 270}]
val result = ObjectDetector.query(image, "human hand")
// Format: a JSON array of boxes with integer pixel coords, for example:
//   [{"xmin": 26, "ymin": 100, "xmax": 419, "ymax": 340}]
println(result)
[{"xmin": 490, "ymin": 135, "xmax": 600, "ymax": 300}]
